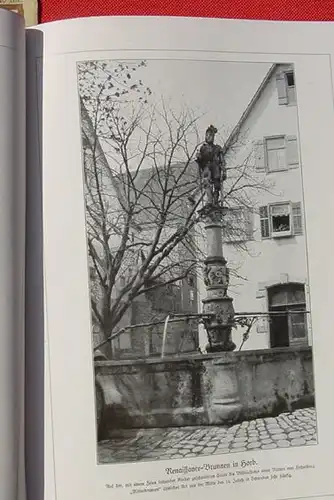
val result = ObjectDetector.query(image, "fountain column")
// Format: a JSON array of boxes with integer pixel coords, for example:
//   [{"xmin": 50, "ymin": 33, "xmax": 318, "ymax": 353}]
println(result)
[
  {"xmin": 200, "ymin": 205, "xmax": 242, "ymax": 424},
  {"xmin": 201, "ymin": 206, "xmax": 235, "ymax": 352},
  {"xmin": 194, "ymin": 124, "xmax": 242, "ymax": 423}
]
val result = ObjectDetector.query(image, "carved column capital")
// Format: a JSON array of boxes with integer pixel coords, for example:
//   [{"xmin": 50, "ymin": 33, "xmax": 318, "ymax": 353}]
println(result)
[
  {"xmin": 198, "ymin": 204, "xmax": 227, "ymax": 227},
  {"xmin": 203, "ymin": 259, "xmax": 229, "ymax": 291}
]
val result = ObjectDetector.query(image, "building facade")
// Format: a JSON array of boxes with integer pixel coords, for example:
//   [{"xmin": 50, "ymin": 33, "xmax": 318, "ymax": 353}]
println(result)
[{"xmin": 197, "ymin": 63, "xmax": 312, "ymax": 352}]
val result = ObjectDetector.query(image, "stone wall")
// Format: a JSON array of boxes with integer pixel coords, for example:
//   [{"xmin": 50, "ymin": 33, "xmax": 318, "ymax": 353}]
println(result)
[
  {"xmin": 238, "ymin": 347, "xmax": 314, "ymax": 416},
  {"xmin": 95, "ymin": 346, "xmax": 314, "ymax": 439}
]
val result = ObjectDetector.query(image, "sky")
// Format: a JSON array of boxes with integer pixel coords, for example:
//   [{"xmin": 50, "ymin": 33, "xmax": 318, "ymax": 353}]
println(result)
[
  {"xmin": 86, "ymin": 59, "xmax": 273, "ymax": 167},
  {"xmin": 130, "ymin": 59, "xmax": 272, "ymax": 141}
]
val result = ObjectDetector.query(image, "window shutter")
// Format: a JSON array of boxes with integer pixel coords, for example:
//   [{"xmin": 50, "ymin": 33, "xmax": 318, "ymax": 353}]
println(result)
[
  {"xmin": 259, "ymin": 206, "xmax": 270, "ymax": 238},
  {"xmin": 254, "ymin": 140, "xmax": 266, "ymax": 171},
  {"xmin": 276, "ymin": 73, "xmax": 288, "ymax": 105},
  {"xmin": 286, "ymin": 136, "xmax": 299, "ymax": 166},
  {"xmin": 292, "ymin": 202, "xmax": 303, "ymax": 235}
]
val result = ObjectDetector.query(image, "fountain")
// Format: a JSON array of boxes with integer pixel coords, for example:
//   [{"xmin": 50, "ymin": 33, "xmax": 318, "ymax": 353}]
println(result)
[{"xmin": 195, "ymin": 125, "xmax": 242, "ymax": 423}]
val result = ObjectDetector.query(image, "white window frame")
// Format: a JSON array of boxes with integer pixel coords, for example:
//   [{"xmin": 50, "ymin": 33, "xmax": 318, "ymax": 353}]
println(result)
[
  {"xmin": 264, "ymin": 135, "xmax": 287, "ymax": 172},
  {"xmin": 255, "ymin": 135, "xmax": 299, "ymax": 173},
  {"xmin": 270, "ymin": 202, "xmax": 292, "ymax": 238}
]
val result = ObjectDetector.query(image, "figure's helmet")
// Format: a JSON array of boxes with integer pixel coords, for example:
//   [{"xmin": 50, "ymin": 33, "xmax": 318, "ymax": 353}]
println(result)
[{"xmin": 206, "ymin": 125, "xmax": 218, "ymax": 136}]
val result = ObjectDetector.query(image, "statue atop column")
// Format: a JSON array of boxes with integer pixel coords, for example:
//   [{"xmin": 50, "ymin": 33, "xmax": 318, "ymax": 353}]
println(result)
[
  {"xmin": 194, "ymin": 126, "xmax": 235, "ymax": 353},
  {"xmin": 196, "ymin": 125, "xmax": 227, "ymax": 207}
]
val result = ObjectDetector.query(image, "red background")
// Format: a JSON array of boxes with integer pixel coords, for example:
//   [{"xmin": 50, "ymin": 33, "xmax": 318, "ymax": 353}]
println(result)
[{"xmin": 39, "ymin": 0, "xmax": 334, "ymax": 24}]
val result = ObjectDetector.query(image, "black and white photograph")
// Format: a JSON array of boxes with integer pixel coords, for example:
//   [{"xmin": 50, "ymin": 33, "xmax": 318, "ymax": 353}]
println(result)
[{"xmin": 77, "ymin": 58, "xmax": 317, "ymax": 465}]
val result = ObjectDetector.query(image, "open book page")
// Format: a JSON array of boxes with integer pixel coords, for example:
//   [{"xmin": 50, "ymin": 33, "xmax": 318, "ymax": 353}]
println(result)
[
  {"xmin": 0, "ymin": 8, "xmax": 26, "ymax": 500},
  {"xmin": 28, "ymin": 16, "xmax": 334, "ymax": 500}
]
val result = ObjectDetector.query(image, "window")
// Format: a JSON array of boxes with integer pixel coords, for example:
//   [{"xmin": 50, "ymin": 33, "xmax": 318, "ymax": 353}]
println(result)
[
  {"xmin": 255, "ymin": 135, "xmax": 299, "ymax": 172},
  {"xmin": 260, "ymin": 202, "xmax": 303, "ymax": 239},
  {"xmin": 268, "ymin": 283, "xmax": 308, "ymax": 348},
  {"xmin": 146, "ymin": 281, "xmax": 182, "ymax": 314},
  {"xmin": 270, "ymin": 203, "xmax": 291, "ymax": 236},
  {"xmin": 285, "ymin": 71, "xmax": 296, "ymax": 105},
  {"xmin": 265, "ymin": 136, "xmax": 286, "ymax": 172},
  {"xmin": 286, "ymin": 71, "xmax": 295, "ymax": 87},
  {"xmin": 276, "ymin": 69, "xmax": 296, "ymax": 105},
  {"xmin": 112, "ymin": 331, "xmax": 132, "ymax": 352},
  {"xmin": 223, "ymin": 207, "xmax": 253, "ymax": 242},
  {"xmin": 285, "ymin": 71, "xmax": 295, "ymax": 87}
]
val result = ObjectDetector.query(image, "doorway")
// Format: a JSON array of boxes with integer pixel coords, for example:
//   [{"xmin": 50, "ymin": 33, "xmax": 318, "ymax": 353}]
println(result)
[{"xmin": 268, "ymin": 283, "xmax": 307, "ymax": 348}]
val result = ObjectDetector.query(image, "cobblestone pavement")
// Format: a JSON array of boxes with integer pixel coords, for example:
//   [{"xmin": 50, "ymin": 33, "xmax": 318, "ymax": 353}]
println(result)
[{"xmin": 98, "ymin": 407, "xmax": 317, "ymax": 464}]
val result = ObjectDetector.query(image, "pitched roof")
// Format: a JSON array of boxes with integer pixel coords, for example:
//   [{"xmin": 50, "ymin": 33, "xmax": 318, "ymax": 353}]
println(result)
[{"xmin": 223, "ymin": 64, "xmax": 277, "ymax": 153}]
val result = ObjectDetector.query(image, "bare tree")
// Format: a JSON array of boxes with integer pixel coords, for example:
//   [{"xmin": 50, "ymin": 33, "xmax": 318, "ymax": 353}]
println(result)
[{"xmin": 78, "ymin": 60, "xmax": 272, "ymax": 347}]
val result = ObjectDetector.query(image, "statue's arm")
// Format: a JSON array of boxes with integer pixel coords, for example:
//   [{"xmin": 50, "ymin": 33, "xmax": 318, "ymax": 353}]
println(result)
[
  {"xmin": 195, "ymin": 144, "xmax": 204, "ymax": 166},
  {"xmin": 219, "ymin": 148, "xmax": 227, "ymax": 180}
]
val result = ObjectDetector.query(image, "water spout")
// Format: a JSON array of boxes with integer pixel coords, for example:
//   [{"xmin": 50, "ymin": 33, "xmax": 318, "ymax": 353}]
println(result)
[{"xmin": 161, "ymin": 315, "xmax": 170, "ymax": 358}]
